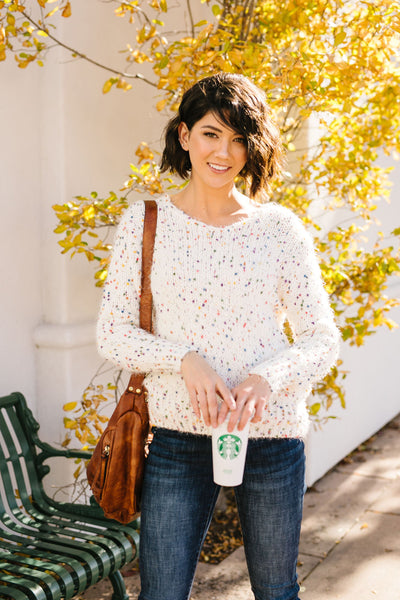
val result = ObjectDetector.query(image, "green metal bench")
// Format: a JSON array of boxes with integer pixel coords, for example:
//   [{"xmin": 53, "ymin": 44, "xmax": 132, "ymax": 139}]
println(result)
[{"xmin": 0, "ymin": 392, "xmax": 139, "ymax": 600}]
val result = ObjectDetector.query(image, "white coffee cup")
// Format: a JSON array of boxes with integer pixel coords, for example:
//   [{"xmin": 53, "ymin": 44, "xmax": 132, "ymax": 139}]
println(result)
[{"xmin": 212, "ymin": 416, "xmax": 250, "ymax": 486}]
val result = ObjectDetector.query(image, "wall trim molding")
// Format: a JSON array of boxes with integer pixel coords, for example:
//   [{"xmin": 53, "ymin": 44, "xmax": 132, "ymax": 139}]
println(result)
[{"xmin": 33, "ymin": 322, "xmax": 96, "ymax": 349}]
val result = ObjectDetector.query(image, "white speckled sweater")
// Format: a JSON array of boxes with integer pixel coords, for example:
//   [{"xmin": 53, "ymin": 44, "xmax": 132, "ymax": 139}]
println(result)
[{"xmin": 97, "ymin": 194, "xmax": 340, "ymax": 439}]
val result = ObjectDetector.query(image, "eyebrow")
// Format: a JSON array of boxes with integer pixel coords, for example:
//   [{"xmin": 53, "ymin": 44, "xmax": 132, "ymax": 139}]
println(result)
[
  {"xmin": 200, "ymin": 124, "xmax": 243, "ymax": 136},
  {"xmin": 200, "ymin": 125, "xmax": 223, "ymax": 132}
]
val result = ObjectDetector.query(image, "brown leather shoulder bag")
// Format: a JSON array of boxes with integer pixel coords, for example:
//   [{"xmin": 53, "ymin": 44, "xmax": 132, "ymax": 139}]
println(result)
[{"xmin": 86, "ymin": 200, "xmax": 157, "ymax": 524}]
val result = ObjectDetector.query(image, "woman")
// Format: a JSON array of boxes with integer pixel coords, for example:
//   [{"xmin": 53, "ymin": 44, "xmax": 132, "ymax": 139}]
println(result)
[{"xmin": 97, "ymin": 73, "xmax": 340, "ymax": 600}]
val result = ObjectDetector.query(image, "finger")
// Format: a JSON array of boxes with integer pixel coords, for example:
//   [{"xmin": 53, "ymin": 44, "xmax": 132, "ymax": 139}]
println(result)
[
  {"xmin": 197, "ymin": 389, "xmax": 211, "ymax": 427},
  {"xmin": 188, "ymin": 387, "xmax": 201, "ymax": 419},
  {"xmin": 217, "ymin": 402, "xmax": 229, "ymax": 426},
  {"xmin": 238, "ymin": 399, "xmax": 256, "ymax": 431},
  {"xmin": 216, "ymin": 382, "xmax": 236, "ymax": 412},
  {"xmin": 251, "ymin": 399, "xmax": 266, "ymax": 423},
  {"xmin": 206, "ymin": 386, "xmax": 219, "ymax": 428},
  {"xmin": 227, "ymin": 397, "xmax": 246, "ymax": 432},
  {"xmin": 227, "ymin": 409, "xmax": 240, "ymax": 432}
]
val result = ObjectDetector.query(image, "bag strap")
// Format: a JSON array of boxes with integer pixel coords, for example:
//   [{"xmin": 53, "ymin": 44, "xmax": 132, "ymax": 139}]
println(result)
[
  {"xmin": 139, "ymin": 200, "xmax": 158, "ymax": 334},
  {"xmin": 125, "ymin": 200, "xmax": 157, "ymax": 393}
]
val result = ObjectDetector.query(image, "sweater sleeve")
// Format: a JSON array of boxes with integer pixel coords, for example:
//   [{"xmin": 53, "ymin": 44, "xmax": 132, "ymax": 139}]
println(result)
[
  {"xmin": 96, "ymin": 201, "xmax": 193, "ymax": 373},
  {"xmin": 249, "ymin": 211, "xmax": 340, "ymax": 395}
]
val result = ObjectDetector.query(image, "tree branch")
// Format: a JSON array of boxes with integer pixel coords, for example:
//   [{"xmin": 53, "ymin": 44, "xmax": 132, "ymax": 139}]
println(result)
[
  {"xmin": 21, "ymin": 10, "xmax": 159, "ymax": 87},
  {"xmin": 186, "ymin": 0, "xmax": 195, "ymax": 38}
]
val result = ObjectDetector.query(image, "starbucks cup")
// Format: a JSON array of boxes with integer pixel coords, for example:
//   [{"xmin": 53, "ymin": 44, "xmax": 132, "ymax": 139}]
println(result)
[{"xmin": 212, "ymin": 417, "xmax": 250, "ymax": 486}]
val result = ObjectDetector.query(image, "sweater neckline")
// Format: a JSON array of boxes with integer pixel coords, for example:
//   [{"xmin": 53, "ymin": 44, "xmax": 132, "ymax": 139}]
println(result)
[{"xmin": 161, "ymin": 193, "xmax": 263, "ymax": 231}]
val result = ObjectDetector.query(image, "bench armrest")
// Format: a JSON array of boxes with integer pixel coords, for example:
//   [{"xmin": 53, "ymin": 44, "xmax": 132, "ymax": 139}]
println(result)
[{"xmin": 35, "ymin": 439, "xmax": 92, "ymax": 467}]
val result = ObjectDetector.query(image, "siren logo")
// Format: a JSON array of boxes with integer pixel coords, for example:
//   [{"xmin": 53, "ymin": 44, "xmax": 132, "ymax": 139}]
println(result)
[{"xmin": 217, "ymin": 434, "xmax": 242, "ymax": 460}]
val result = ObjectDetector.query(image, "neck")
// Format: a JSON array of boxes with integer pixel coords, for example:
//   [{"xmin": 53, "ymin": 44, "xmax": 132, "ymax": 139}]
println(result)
[{"xmin": 175, "ymin": 180, "xmax": 247, "ymax": 220}]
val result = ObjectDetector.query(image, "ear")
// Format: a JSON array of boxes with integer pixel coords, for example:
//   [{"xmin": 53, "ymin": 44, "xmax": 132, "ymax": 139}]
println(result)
[{"xmin": 178, "ymin": 122, "xmax": 190, "ymax": 151}]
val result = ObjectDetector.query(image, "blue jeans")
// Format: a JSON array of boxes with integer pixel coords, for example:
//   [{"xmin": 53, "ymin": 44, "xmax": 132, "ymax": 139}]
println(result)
[{"xmin": 138, "ymin": 428, "xmax": 305, "ymax": 600}]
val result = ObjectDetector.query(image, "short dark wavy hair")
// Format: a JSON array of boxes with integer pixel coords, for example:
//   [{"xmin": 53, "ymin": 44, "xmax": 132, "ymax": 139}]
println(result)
[{"xmin": 160, "ymin": 73, "xmax": 283, "ymax": 198}]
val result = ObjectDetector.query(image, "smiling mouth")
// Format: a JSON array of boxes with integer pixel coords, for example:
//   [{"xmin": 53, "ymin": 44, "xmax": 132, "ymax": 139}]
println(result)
[{"xmin": 208, "ymin": 163, "xmax": 231, "ymax": 172}]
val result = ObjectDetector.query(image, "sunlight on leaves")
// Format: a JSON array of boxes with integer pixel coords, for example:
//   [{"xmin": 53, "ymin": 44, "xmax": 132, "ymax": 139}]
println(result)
[{"xmin": 2, "ymin": 0, "xmax": 398, "ymax": 446}]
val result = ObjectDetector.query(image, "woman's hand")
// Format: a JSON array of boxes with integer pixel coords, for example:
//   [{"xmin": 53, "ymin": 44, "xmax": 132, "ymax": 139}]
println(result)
[
  {"xmin": 218, "ymin": 374, "xmax": 272, "ymax": 432},
  {"xmin": 181, "ymin": 352, "xmax": 236, "ymax": 428}
]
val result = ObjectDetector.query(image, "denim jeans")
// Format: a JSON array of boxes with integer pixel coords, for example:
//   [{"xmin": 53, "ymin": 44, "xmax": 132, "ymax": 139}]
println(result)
[{"xmin": 138, "ymin": 428, "xmax": 305, "ymax": 600}]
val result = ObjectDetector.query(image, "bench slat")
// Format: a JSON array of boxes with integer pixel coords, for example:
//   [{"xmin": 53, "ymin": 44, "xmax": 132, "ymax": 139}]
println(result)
[
  {"xmin": 0, "ymin": 572, "xmax": 49, "ymax": 600},
  {"xmin": 0, "ymin": 392, "xmax": 139, "ymax": 600},
  {"xmin": 0, "ymin": 583, "xmax": 32, "ymax": 600},
  {"xmin": 0, "ymin": 554, "xmax": 75, "ymax": 598},
  {"xmin": 0, "ymin": 560, "xmax": 65, "ymax": 598},
  {"xmin": 0, "ymin": 523, "xmax": 103, "ymax": 583},
  {"xmin": 0, "ymin": 544, "xmax": 87, "ymax": 595}
]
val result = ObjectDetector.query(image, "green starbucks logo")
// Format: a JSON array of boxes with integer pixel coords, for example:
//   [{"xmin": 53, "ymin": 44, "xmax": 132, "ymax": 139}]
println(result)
[{"xmin": 217, "ymin": 434, "xmax": 242, "ymax": 460}]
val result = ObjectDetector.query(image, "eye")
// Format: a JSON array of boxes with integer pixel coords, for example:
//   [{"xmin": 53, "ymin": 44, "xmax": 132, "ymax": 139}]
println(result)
[
  {"xmin": 234, "ymin": 137, "xmax": 246, "ymax": 145},
  {"xmin": 204, "ymin": 131, "xmax": 218, "ymax": 138}
]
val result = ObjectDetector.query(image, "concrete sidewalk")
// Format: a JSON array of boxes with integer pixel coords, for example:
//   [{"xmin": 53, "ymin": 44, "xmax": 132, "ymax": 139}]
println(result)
[
  {"xmin": 82, "ymin": 413, "xmax": 400, "ymax": 600},
  {"xmin": 295, "ymin": 412, "xmax": 400, "ymax": 600}
]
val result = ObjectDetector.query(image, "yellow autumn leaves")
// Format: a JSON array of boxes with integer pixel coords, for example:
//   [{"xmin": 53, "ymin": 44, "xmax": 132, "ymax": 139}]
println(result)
[
  {"xmin": 2, "ymin": 0, "xmax": 399, "ymax": 434},
  {"xmin": 53, "ymin": 0, "xmax": 400, "ymax": 430},
  {"xmin": 0, "ymin": 0, "xmax": 71, "ymax": 67}
]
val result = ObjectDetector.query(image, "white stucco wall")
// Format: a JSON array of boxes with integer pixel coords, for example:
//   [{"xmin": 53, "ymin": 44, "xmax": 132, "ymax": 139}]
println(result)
[
  {"xmin": 0, "ymin": 0, "xmax": 207, "ymax": 493},
  {"xmin": 306, "ymin": 299, "xmax": 400, "ymax": 485},
  {"xmin": 1, "ymin": 2, "xmax": 399, "ymax": 490},
  {"xmin": 1, "ymin": 1, "xmax": 166, "ymax": 444},
  {"xmin": 306, "ymin": 157, "xmax": 400, "ymax": 484}
]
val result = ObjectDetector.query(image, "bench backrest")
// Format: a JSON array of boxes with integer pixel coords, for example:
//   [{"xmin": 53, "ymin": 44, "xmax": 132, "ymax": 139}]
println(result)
[{"xmin": 0, "ymin": 392, "xmax": 46, "ymax": 521}]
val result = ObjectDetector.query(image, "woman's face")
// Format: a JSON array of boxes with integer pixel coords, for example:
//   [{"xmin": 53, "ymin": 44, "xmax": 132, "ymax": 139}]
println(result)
[{"xmin": 178, "ymin": 111, "xmax": 248, "ymax": 191}]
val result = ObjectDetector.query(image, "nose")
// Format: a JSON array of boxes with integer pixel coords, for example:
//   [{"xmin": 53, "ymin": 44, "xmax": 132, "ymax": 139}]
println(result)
[{"xmin": 215, "ymin": 138, "xmax": 230, "ymax": 159}]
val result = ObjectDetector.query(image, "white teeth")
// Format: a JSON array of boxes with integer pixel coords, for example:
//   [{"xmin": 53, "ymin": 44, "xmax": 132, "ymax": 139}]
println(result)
[{"xmin": 209, "ymin": 163, "xmax": 229, "ymax": 171}]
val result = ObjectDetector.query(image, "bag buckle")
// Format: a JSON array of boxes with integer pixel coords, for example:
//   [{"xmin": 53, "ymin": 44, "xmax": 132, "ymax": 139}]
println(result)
[{"xmin": 102, "ymin": 444, "xmax": 110, "ymax": 457}]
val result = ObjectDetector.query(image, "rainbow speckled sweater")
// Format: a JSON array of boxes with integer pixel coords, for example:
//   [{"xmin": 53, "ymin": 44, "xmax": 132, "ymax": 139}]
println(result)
[{"xmin": 97, "ymin": 194, "xmax": 339, "ymax": 439}]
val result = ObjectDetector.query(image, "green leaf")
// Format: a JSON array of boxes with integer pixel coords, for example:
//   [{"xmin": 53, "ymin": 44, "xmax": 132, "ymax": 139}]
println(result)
[
  {"xmin": 159, "ymin": 55, "xmax": 169, "ymax": 69},
  {"xmin": 342, "ymin": 327, "xmax": 353, "ymax": 341},
  {"xmin": 309, "ymin": 402, "xmax": 321, "ymax": 416}
]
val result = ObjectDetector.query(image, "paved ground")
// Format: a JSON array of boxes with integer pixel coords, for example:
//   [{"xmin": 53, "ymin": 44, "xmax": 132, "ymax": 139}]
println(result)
[{"xmin": 82, "ymin": 413, "xmax": 400, "ymax": 600}]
